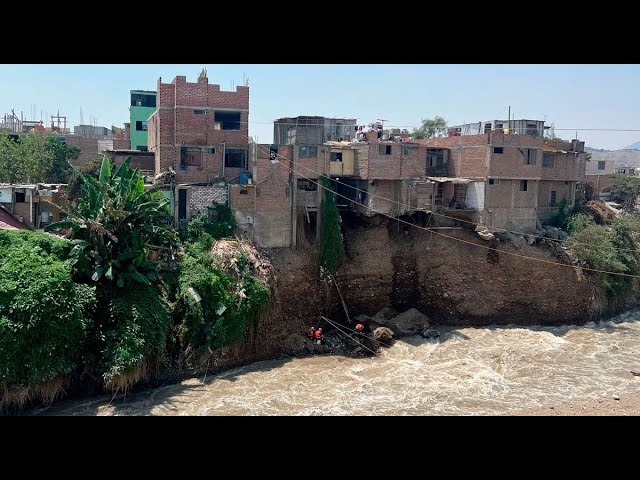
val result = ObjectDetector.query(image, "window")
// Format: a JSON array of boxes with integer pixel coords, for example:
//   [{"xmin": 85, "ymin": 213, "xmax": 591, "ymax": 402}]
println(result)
[
  {"xmin": 494, "ymin": 147, "xmax": 504, "ymax": 154},
  {"xmin": 240, "ymin": 189, "xmax": 249, "ymax": 195},
  {"xmin": 526, "ymin": 123, "xmax": 538, "ymax": 136},
  {"xmin": 208, "ymin": 147, "xmax": 216, "ymax": 154},
  {"xmin": 543, "ymin": 153, "xmax": 555, "ymax": 168},
  {"xmin": 550, "ymin": 191, "xmax": 557, "ymax": 206},
  {"xmin": 136, "ymin": 120, "xmax": 148, "ymax": 131},
  {"xmin": 598, "ymin": 161, "xmax": 606, "ymax": 170},
  {"xmin": 225, "ymin": 148, "xmax": 247, "ymax": 169},
  {"xmin": 194, "ymin": 109, "xmax": 206, "ymax": 115},
  {"xmin": 256, "ymin": 188, "xmax": 261, "ymax": 197},
  {"xmin": 523, "ymin": 148, "xmax": 537, "ymax": 165},
  {"xmin": 130, "ymin": 93, "xmax": 156, "ymax": 108},
  {"xmin": 214, "ymin": 111, "xmax": 241, "ymax": 130},
  {"xmin": 379, "ymin": 145, "xmax": 392, "ymax": 155},
  {"xmin": 14, "ymin": 192, "xmax": 25, "ymax": 203},
  {"xmin": 137, "ymin": 146, "xmax": 148, "ymax": 152},
  {"xmin": 180, "ymin": 147, "xmax": 202, "ymax": 169},
  {"xmin": 520, "ymin": 180, "xmax": 528, "ymax": 192},
  {"xmin": 330, "ymin": 152, "xmax": 343, "ymax": 162},
  {"xmin": 299, "ymin": 146, "xmax": 318, "ymax": 158},
  {"xmin": 489, "ymin": 179, "xmax": 500, "ymax": 186},
  {"xmin": 403, "ymin": 146, "xmax": 417, "ymax": 156}
]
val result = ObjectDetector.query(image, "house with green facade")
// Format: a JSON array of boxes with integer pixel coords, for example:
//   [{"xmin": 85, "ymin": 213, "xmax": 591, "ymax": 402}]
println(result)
[{"xmin": 130, "ymin": 90, "xmax": 157, "ymax": 151}]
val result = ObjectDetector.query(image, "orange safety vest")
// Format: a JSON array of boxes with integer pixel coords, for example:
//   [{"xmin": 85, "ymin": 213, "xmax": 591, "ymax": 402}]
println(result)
[
  {"xmin": 356, "ymin": 324, "xmax": 364, "ymax": 331},
  {"xmin": 308, "ymin": 328, "xmax": 315, "ymax": 338},
  {"xmin": 314, "ymin": 330, "xmax": 322, "ymax": 340}
]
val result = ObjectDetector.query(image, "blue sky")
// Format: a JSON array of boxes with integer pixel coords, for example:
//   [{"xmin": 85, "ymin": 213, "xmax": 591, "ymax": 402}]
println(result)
[{"xmin": 0, "ymin": 64, "xmax": 638, "ymax": 150}]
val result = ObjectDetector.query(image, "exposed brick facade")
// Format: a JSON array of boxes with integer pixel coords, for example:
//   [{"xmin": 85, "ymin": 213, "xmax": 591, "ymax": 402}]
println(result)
[
  {"xmin": 65, "ymin": 135, "xmax": 129, "ymax": 166},
  {"xmin": 228, "ymin": 144, "xmax": 293, "ymax": 248},
  {"xmin": 149, "ymin": 74, "xmax": 250, "ymax": 185},
  {"xmin": 420, "ymin": 133, "xmax": 586, "ymax": 231}
]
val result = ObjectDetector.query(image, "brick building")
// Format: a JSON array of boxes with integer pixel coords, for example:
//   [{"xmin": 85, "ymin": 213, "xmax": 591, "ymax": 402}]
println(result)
[
  {"xmin": 585, "ymin": 158, "xmax": 615, "ymax": 199},
  {"xmin": 0, "ymin": 184, "xmax": 67, "ymax": 229},
  {"xmin": 148, "ymin": 71, "xmax": 251, "ymax": 223},
  {"xmin": 420, "ymin": 132, "xmax": 587, "ymax": 231}
]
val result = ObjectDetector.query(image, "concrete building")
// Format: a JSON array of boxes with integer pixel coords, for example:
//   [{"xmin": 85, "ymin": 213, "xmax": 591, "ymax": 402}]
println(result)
[
  {"xmin": 148, "ymin": 71, "xmax": 250, "ymax": 223},
  {"xmin": 450, "ymin": 119, "xmax": 547, "ymax": 137},
  {"xmin": 130, "ymin": 90, "xmax": 157, "ymax": 151},
  {"xmin": 274, "ymin": 116, "xmax": 357, "ymax": 145}
]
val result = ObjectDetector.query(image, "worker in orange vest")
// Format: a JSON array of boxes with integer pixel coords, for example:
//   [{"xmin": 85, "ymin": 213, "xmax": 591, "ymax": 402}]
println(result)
[
  {"xmin": 314, "ymin": 328, "xmax": 323, "ymax": 345},
  {"xmin": 307, "ymin": 326, "xmax": 316, "ymax": 342},
  {"xmin": 355, "ymin": 323, "xmax": 365, "ymax": 335}
]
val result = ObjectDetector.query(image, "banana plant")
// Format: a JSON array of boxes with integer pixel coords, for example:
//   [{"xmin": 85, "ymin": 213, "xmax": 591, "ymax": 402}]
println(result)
[{"xmin": 47, "ymin": 156, "xmax": 178, "ymax": 287}]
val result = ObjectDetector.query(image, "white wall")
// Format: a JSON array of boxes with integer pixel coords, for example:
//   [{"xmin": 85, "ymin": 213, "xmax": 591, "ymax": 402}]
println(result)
[{"xmin": 466, "ymin": 181, "xmax": 485, "ymax": 210}]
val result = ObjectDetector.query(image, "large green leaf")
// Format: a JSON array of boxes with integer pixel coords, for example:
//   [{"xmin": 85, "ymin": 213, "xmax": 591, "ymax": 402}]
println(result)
[{"xmin": 98, "ymin": 155, "xmax": 111, "ymax": 183}]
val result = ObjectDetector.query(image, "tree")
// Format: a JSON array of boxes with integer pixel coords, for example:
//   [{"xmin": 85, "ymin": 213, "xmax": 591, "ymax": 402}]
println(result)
[
  {"xmin": 45, "ymin": 136, "xmax": 80, "ymax": 183},
  {"xmin": 609, "ymin": 174, "xmax": 640, "ymax": 211},
  {"xmin": 46, "ymin": 156, "xmax": 178, "ymax": 288},
  {"xmin": 0, "ymin": 132, "xmax": 20, "ymax": 184},
  {"xmin": 0, "ymin": 132, "xmax": 61, "ymax": 184},
  {"xmin": 319, "ymin": 178, "xmax": 345, "ymax": 276},
  {"xmin": 411, "ymin": 116, "xmax": 448, "ymax": 140},
  {"xmin": 67, "ymin": 156, "xmax": 103, "ymax": 201}
]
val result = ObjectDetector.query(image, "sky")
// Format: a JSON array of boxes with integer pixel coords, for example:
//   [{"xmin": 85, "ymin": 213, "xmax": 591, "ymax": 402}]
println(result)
[{"xmin": 0, "ymin": 64, "xmax": 639, "ymax": 150}]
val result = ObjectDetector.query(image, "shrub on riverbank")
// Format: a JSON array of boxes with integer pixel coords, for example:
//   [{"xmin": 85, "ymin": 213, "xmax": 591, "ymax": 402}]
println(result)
[{"xmin": 0, "ymin": 231, "xmax": 95, "ymax": 409}]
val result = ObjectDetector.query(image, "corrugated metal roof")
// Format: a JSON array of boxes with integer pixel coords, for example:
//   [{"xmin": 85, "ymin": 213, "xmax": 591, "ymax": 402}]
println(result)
[{"xmin": 427, "ymin": 177, "xmax": 473, "ymax": 184}]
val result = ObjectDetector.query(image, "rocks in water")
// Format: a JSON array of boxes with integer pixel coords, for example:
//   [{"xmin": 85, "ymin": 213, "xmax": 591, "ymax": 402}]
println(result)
[
  {"xmin": 372, "ymin": 327, "xmax": 395, "ymax": 347},
  {"xmin": 421, "ymin": 328, "xmax": 441, "ymax": 340},
  {"xmin": 387, "ymin": 308, "xmax": 431, "ymax": 336},
  {"xmin": 373, "ymin": 307, "xmax": 398, "ymax": 322}
]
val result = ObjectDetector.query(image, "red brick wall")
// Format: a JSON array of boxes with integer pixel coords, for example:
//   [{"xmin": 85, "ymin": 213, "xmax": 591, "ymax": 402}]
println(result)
[
  {"xmin": 255, "ymin": 144, "xmax": 292, "ymax": 183},
  {"xmin": 489, "ymin": 133, "xmax": 544, "ymax": 179},
  {"xmin": 419, "ymin": 135, "xmax": 488, "ymax": 178},
  {"xmin": 155, "ymin": 75, "xmax": 250, "ymax": 184},
  {"xmin": 293, "ymin": 145, "xmax": 327, "ymax": 179},
  {"xmin": 13, "ymin": 202, "xmax": 32, "ymax": 226},
  {"xmin": 65, "ymin": 136, "xmax": 129, "ymax": 166},
  {"xmin": 541, "ymin": 151, "xmax": 586, "ymax": 182},
  {"xmin": 586, "ymin": 174, "xmax": 612, "ymax": 193}
]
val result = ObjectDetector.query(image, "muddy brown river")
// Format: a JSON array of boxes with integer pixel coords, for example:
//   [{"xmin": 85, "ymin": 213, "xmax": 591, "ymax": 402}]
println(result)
[{"xmin": 35, "ymin": 311, "xmax": 640, "ymax": 415}]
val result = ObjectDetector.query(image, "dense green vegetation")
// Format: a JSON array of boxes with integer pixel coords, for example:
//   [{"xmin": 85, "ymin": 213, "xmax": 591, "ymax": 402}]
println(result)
[
  {"xmin": 47, "ymin": 156, "xmax": 178, "ymax": 288},
  {"xmin": 176, "ymin": 234, "xmax": 269, "ymax": 350},
  {"xmin": 565, "ymin": 212, "xmax": 640, "ymax": 296},
  {"xmin": 0, "ymin": 132, "xmax": 79, "ymax": 184},
  {"xmin": 411, "ymin": 116, "xmax": 448, "ymax": 140},
  {"xmin": 0, "ymin": 156, "xmax": 269, "ymax": 408},
  {"xmin": 609, "ymin": 174, "xmax": 640, "ymax": 211},
  {"xmin": 319, "ymin": 178, "xmax": 345, "ymax": 276},
  {"xmin": 0, "ymin": 231, "xmax": 95, "ymax": 387}
]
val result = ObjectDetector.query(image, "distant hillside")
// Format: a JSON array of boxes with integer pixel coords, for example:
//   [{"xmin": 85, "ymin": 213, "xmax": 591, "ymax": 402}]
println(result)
[
  {"xmin": 585, "ymin": 147, "xmax": 640, "ymax": 167},
  {"xmin": 627, "ymin": 141, "xmax": 640, "ymax": 150}
]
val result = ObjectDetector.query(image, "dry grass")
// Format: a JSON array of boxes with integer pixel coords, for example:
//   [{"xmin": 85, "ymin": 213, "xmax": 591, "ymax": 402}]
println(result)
[
  {"xmin": 104, "ymin": 361, "xmax": 150, "ymax": 395},
  {"xmin": 1, "ymin": 377, "xmax": 67, "ymax": 412}
]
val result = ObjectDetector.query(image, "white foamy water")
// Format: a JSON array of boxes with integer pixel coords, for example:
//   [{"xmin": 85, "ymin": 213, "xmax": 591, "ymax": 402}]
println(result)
[{"xmin": 38, "ymin": 311, "xmax": 640, "ymax": 416}]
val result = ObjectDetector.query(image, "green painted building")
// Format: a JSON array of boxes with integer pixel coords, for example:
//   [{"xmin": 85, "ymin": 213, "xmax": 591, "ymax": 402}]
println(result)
[{"xmin": 130, "ymin": 90, "xmax": 157, "ymax": 151}]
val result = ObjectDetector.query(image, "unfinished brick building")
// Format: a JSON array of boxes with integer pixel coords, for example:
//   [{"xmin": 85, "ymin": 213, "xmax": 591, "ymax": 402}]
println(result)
[
  {"xmin": 148, "ymin": 71, "xmax": 250, "ymax": 222},
  {"xmin": 420, "ymin": 133, "xmax": 587, "ymax": 231}
]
